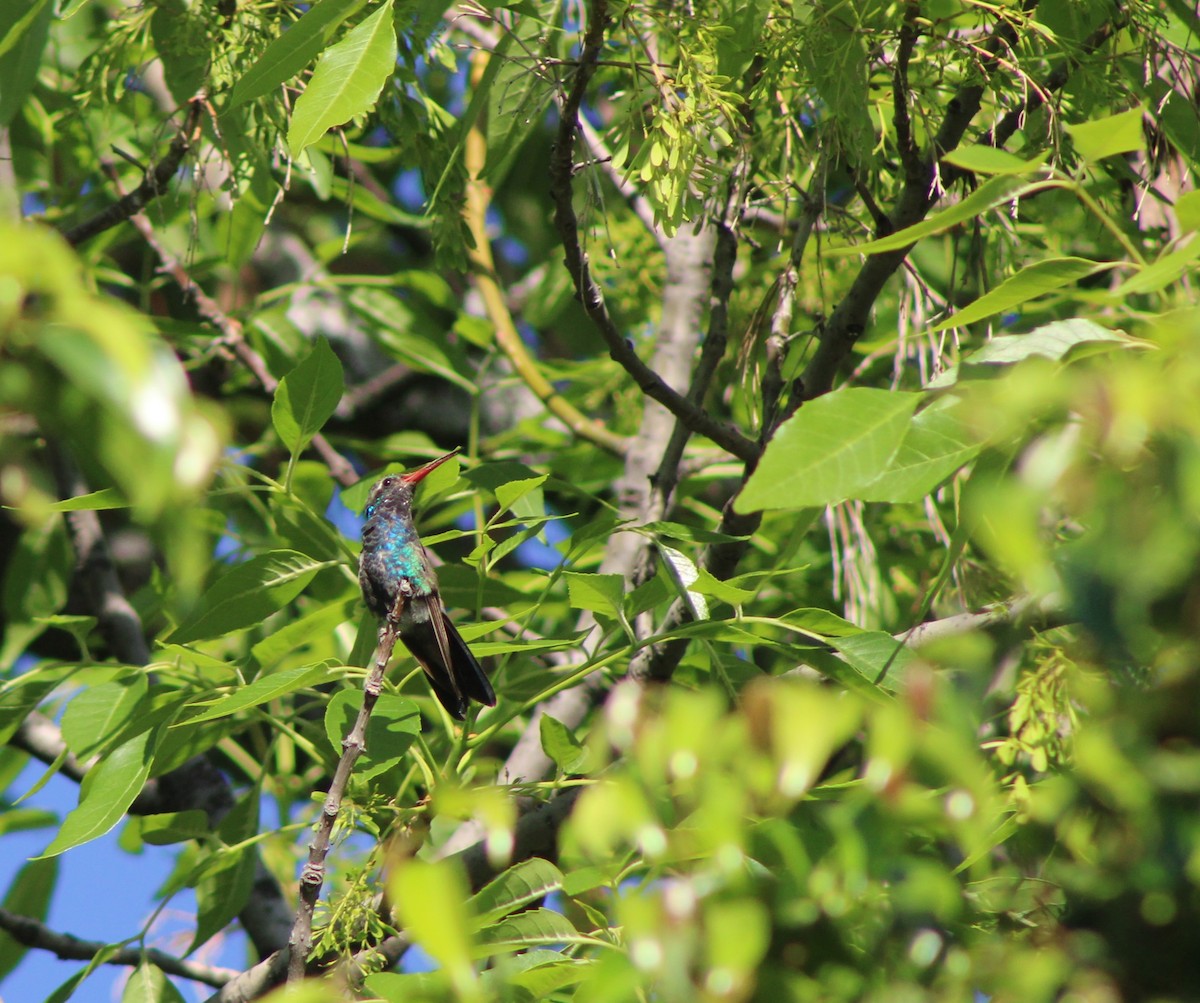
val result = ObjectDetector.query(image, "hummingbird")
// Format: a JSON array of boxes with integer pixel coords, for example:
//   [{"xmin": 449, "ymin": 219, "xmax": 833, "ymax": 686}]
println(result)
[{"xmin": 358, "ymin": 450, "xmax": 496, "ymax": 720}]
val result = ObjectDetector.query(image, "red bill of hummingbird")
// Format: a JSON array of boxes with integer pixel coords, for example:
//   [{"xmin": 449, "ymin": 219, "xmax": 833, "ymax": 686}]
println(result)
[{"xmin": 358, "ymin": 449, "xmax": 496, "ymax": 719}]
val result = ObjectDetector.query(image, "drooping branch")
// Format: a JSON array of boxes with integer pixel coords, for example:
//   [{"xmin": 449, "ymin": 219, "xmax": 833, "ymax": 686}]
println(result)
[
  {"xmin": 0, "ymin": 909, "xmax": 237, "ymax": 988},
  {"xmin": 547, "ymin": 0, "xmax": 759, "ymax": 464},
  {"xmin": 64, "ymin": 97, "xmax": 205, "ymax": 247}
]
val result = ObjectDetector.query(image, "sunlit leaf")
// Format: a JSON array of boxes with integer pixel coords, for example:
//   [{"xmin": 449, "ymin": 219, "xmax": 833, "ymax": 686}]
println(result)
[
  {"xmin": 228, "ymin": 0, "xmax": 366, "ymax": 109},
  {"xmin": 271, "ymin": 337, "xmax": 345, "ymax": 455},
  {"xmin": 41, "ymin": 726, "xmax": 160, "ymax": 857},
  {"xmin": 169, "ymin": 551, "xmax": 331, "ymax": 643},
  {"xmin": 737, "ymin": 389, "xmax": 919, "ymax": 511},
  {"xmin": 287, "ymin": 0, "xmax": 398, "ymax": 156}
]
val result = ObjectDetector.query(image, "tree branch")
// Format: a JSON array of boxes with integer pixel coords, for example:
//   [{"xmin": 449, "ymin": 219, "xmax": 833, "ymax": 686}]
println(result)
[
  {"xmin": 287, "ymin": 622, "xmax": 401, "ymax": 982},
  {"xmin": 64, "ymin": 97, "xmax": 205, "ymax": 247},
  {"xmin": 118, "ymin": 201, "xmax": 359, "ymax": 488},
  {"xmin": 547, "ymin": 0, "xmax": 759, "ymax": 464},
  {"xmin": 0, "ymin": 908, "xmax": 237, "ymax": 988},
  {"xmin": 801, "ymin": 0, "xmax": 1060, "ymax": 398}
]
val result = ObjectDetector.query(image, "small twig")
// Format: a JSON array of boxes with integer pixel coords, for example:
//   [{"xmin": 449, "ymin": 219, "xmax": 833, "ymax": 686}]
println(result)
[
  {"xmin": 0, "ymin": 908, "xmax": 238, "ymax": 988},
  {"xmin": 287, "ymin": 622, "xmax": 401, "ymax": 982},
  {"xmin": 64, "ymin": 97, "xmax": 205, "ymax": 247},
  {"xmin": 335, "ymin": 362, "xmax": 414, "ymax": 420},
  {"xmin": 547, "ymin": 0, "xmax": 759, "ymax": 464}
]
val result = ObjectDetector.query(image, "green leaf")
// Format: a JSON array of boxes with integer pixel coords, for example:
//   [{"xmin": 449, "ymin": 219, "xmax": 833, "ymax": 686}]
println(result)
[
  {"xmin": 506, "ymin": 956, "xmax": 592, "ymax": 996},
  {"xmin": 168, "ymin": 550, "xmax": 330, "ymax": 643},
  {"xmin": 1175, "ymin": 189, "xmax": 1200, "ymax": 233},
  {"xmin": 736, "ymin": 389, "xmax": 920, "ymax": 511},
  {"xmin": 122, "ymin": 961, "xmax": 186, "ymax": 1003},
  {"xmin": 182, "ymin": 663, "xmax": 338, "ymax": 724},
  {"xmin": 658, "ymin": 545, "xmax": 708, "ymax": 620},
  {"xmin": 41, "ymin": 726, "xmax": 160, "ymax": 857},
  {"xmin": 495, "ymin": 476, "xmax": 549, "ymax": 522},
  {"xmin": 1065, "ymin": 107, "xmax": 1146, "ymax": 162},
  {"xmin": 470, "ymin": 858, "xmax": 565, "ymax": 927},
  {"xmin": 347, "ymin": 288, "xmax": 476, "ymax": 391},
  {"xmin": 930, "ymin": 258, "xmax": 1118, "ymax": 332},
  {"xmin": 139, "ymin": 810, "xmax": 211, "ymax": 845},
  {"xmin": 228, "ymin": 0, "xmax": 366, "ymax": 108},
  {"xmin": 829, "ymin": 174, "xmax": 1032, "ymax": 256},
  {"xmin": 799, "ymin": 4, "xmax": 872, "ymax": 163},
  {"xmin": 539, "ymin": 715, "xmax": 587, "ymax": 775},
  {"xmin": 465, "ymin": 634, "xmax": 579, "ymax": 657},
  {"xmin": 287, "ymin": 0, "xmax": 398, "ymax": 156},
  {"xmin": 60, "ymin": 675, "xmax": 149, "ymax": 759},
  {"xmin": 250, "ymin": 599, "xmax": 356, "ymax": 669},
  {"xmin": 150, "ymin": 0, "xmax": 209, "ymax": 105},
  {"xmin": 691, "ymin": 567, "xmax": 757, "ymax": 607},
  {"xmin": 271, "ymin": 337, "xmax": 344, "ymax": 455},
  {"xmin": 41, "ymin": 487, "xmax": 127, "ymax": 511},
  {"xmin": 831, "ymin": 631, "xmax": 912, "ymax": 690},
  {"xmin": 940, "ymin": 147, "xmax": 1050, "ymax": 176},
  {"xmin": 0, "ymin": 663, "xmax": 77, "ymax": 745},
  {"xmin": 0, "ymin": 806, "xmax": 57, "ymax": 836},
  {"xmin": 963, "ymin": 319, "xmax": 1134, "ymax": 367},
  {"xmin": 858, "ymin": 404, "xmax": 982, "ymax": 503},
  {"xmin": 192, "ymin": 846, "xmax": 256, "ymax": 952},
  {"xmin": 364, "ymin": 973, "xmax": 444, "ymax": 1001},
  {"xmin": 1111, "ymin": 237, "xmax": 1200, "ymax": 296},
  {"xmin": 477, "ymin": 908, "xmax": 591, "ymax": 954},
  {"xmin": 564, "ymin": 572, "xmax": 627, "ymax": 619},
  {"xmin": 0, "ymin": 0, "xmax": 52, "ymax": 126},
  {"xmin": 0, "ymin": 857, "xmax": 58, "ymax": 980},
  {"xmin": 484, "ymin": 17, "xmax": 556, "ymax": 186},
  {"xmin": 323, "ymin": 689, "xmax": 419, "ymax": 778}
]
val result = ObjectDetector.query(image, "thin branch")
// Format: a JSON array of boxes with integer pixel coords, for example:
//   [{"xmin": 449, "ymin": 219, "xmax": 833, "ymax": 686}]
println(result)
[
  {"xmin": 119, "ymin": 201, "xmax": 359, "ymax": 487},
  {"xmin": 900, "ymin": 596, "xmax": 1065, "ymax": 647},
  {"xmin": 461, "ymin": 56, "xmax": 628, "ymax": 456},
  {"xmin": 287, "ymin": 622, "xmax": 401, "ymax": 982},
  {"xmin": 335, "ymin": 363, "xmax": 413, "ymax": 420},
  {"xmin": 64, "ymin": 98, "xmax": 205, "ymax": 247},
  {"xmin": 0, "ymin": 908, "xmax": 237, "ymax": 988},
  {"xmin": 547, "ymin": 0, "xmax": 759, "ymax": 464}
]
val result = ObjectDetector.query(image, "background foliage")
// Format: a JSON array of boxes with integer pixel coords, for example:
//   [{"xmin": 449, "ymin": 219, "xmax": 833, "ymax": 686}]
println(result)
[{"xmin": 2, "ymin": 0, "xmax": 1199, "ymax": 1000}]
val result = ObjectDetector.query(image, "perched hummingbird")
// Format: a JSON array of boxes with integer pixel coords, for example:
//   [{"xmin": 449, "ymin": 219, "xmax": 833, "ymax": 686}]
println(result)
[{"xmin": 358, "ymin": 450, "xmax": 496, "ymax": 719}]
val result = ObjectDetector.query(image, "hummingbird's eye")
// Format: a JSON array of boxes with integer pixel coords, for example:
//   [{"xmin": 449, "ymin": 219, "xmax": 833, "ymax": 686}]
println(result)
[{"xmin": 380, "ymin": 476, "xmax": 396, "ymax": 489}]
